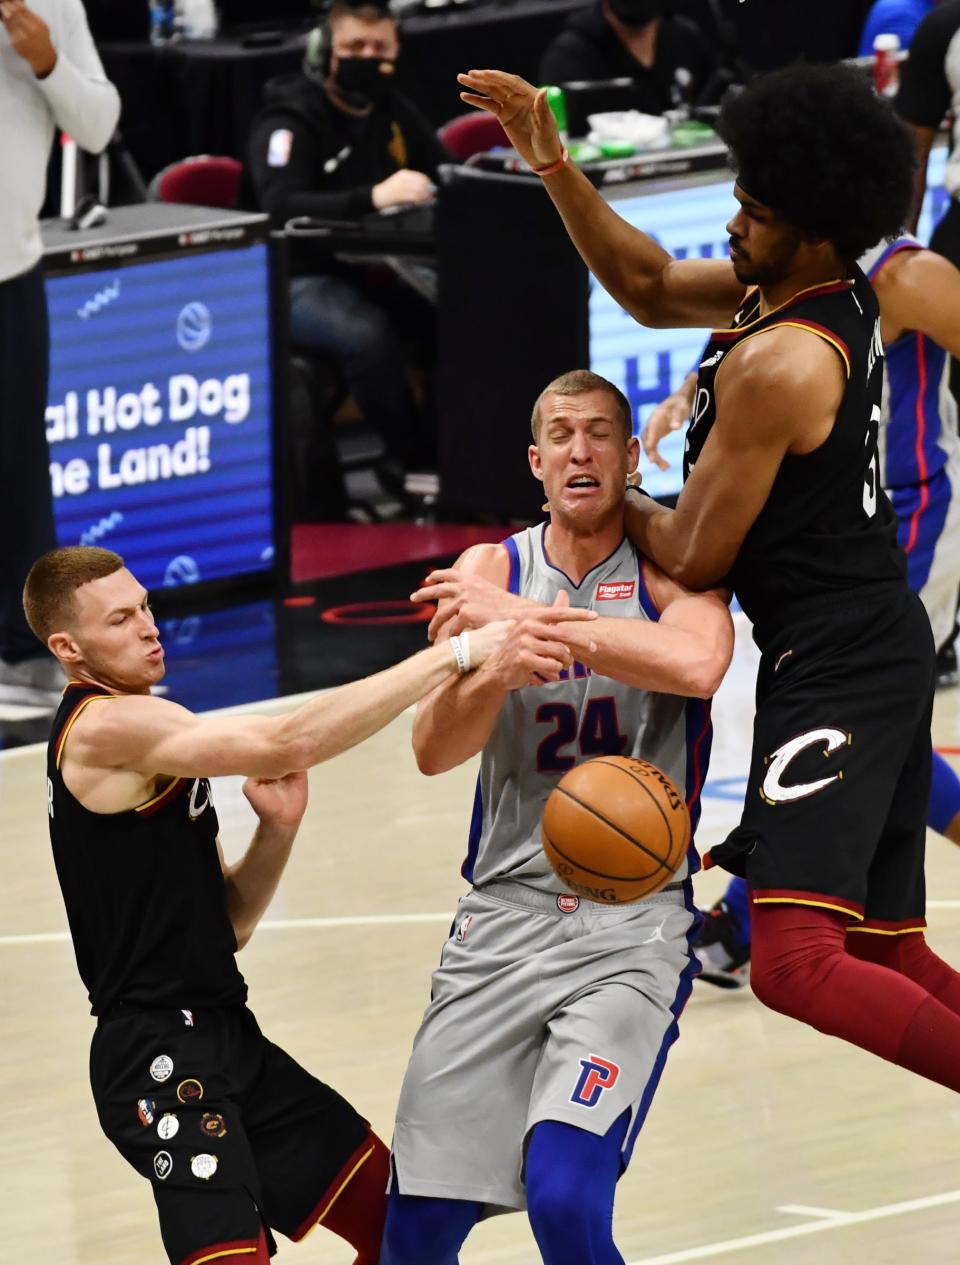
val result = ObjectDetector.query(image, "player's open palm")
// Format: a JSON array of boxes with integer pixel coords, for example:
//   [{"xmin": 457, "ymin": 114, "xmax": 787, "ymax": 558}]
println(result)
[
  {"xmin": 457, "ymin": 69, "xmax": 562, "ymax": 171},
  {"xmin": 243, "ymin": 770, "xmax": 308, "ymax": 832}
]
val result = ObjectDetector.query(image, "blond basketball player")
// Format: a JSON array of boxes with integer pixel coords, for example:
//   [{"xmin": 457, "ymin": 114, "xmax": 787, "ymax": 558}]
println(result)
[{"xmin": 380, "ymin": 370, "xmax": 734, "ymax": 1265}]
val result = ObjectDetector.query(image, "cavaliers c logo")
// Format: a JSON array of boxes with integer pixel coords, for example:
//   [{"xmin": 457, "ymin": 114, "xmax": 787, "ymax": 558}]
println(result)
[{"xmin": 760, "ymin": 728, "xmax": 851, "ymax": 805}]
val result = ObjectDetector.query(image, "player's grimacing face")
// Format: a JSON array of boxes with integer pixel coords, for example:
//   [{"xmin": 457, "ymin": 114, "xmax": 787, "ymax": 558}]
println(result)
[
  {"xmin": 70, "ymin": 568, "xmax": 165, "ymax": 690},
  {"xmin": 530, "ymin": 391, "xmax": 639, "ymax": 524},
  {"xmin": 726, "ymin": 185, "xmax": 805, "ymax": 286}
]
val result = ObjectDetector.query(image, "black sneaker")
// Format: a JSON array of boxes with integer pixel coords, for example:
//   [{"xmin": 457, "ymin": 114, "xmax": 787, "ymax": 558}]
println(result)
[
  {"xmin": 936, "ymin": 641, "xmax": 958, "ymax": 691},
  {"xmin": 694, "ymin": 900, "xmax": 751, "ymax": 990}
]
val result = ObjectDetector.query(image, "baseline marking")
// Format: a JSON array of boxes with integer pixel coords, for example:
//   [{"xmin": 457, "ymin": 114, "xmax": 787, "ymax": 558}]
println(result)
[
  {"xmin": 0, "ymin": 911, "xmax": 452, "ymax": 948},
  {"xmin": 625, "ymin": 1189, "xmax": 960, "ymax": 1265}
]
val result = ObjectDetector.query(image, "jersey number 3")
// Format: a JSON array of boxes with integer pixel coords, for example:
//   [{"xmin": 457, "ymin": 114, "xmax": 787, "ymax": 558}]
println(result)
[
  {"xmin": 863, "ymin": 404, "xmax": 881, "ymax": 519},
  {"xmin": 536, "ymin": 698, "xmax": 627, "ymax": 772}
]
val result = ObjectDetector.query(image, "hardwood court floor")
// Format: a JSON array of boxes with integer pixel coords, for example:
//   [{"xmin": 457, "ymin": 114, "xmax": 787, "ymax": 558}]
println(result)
[{"xmin": 3, "ymin": 618, "xmax": 960, "ymax": 1265}]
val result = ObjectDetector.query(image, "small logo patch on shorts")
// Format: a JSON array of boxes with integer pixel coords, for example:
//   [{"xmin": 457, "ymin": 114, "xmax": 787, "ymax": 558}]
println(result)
[
  {"xmin": 157, "ymin": 1113, "xmax": 179, "ymax": 1141},
  {"xmin": 137, "ymin": 1098, "xmax": 155, "ymax": 1127},
  {"xmin": 149, "ymin": 1054, "xmax": 173, "ymax": 1082},
  {"xmin": 570, "ymin": 1054, "xmax": 621, "ymax": 1108},
  {"xmin": 455, "ymin": 914, "xmax": 473, "ymax": 943},
  {"xmin": 154, "ymin": 1151, "xmax": 173, "ymax": 1180},
  {"xmin": 181, "ymin": 1009, "xmax": 195, "ymax": 1027},
  {"xmin": 557, "ymin": 894, "xmax": 580, "ymax": 913},
  {"xmin": 200, "ymin": 1112, "xmax": 227, "ymax": 1139},
  {"xmin": 191, "ymin": 1153, "xmax": 218, "ymax": 1180},
  {"xmin": 176, "ymin": 1078, "xmax": 204, "ymax": 1103}
]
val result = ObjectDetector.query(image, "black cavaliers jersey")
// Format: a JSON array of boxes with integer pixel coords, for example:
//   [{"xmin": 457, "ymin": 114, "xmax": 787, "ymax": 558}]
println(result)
[
  {"xmin": 683, "ymin": 269, "xmax": 905, "ymax": 645},
  {"xmin": 47, "ymin": 683, "xmax": 247, "ymax": 1016}
]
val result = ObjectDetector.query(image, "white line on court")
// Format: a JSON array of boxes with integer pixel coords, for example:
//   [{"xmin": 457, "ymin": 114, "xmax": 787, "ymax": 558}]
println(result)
[
  {"xmin": 0, "ymin": 910, "xmax": 453, "ymax": 947},
  {"xmin": 777, "ymin": 1204, "xmax": 851, "ymax": 1220},
  {"xmin": 625, "ymin": 1189, "xmax": 960, "ymax": 1265}
]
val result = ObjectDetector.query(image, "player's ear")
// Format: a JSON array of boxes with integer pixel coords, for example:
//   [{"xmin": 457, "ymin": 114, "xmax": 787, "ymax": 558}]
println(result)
[
  {"xmin": 48, "ymin": 631, "xmax": 80, "ymax": 664},
  {"xmin": 626, "ymin": 434, "xmax": 640, "ymax": 475},
  {"xmin": 529, "ymin": 444, "xmax": 544, "ymax": 482}
]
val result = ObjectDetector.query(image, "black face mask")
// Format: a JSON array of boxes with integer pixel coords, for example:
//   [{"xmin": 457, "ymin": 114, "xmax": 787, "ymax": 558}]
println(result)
[
  {"xmin": 607, "ymin": 0, "xmax": 663, "ymax": 26},
  {"xmin": 333, "ymin": 57, "xmax": 396, "ymax": 108}
]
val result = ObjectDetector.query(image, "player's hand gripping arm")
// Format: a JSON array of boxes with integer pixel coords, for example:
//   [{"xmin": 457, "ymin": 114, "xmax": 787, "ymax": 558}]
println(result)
[
  {"xmin": 72, "ymin": 627, "xmax": 514, "ymax": 782},
  {"xmin": 412, "ymin": 547, "xmax": 598, "ymax": 775},
  {"xmin": 642, "ymin": 372, "xmax": 697, "ymax": 472},
  {"xmin": 219, "ymin": 771, "xmax": 308, "ymax": 949},
  {"xmin": 622, "ymin": 327, "xmax": 845, "ymax": 589},
  {"xmin": 457, "ymin": 69, "xmax": 746, "ymax": 329},
  {"xmin": 560, "ymin": 565, "xmax": 733, "ymax": 698}
]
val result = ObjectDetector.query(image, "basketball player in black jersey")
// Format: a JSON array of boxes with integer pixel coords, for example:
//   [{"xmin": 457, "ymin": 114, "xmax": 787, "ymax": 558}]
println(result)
[
  {"xmin": 20, "ymin": 545, "xmax": 594, "ymax": 1265},
  {"xmin": 458, "ymin": 63, "xmax": 960, "ymax": 1097}
]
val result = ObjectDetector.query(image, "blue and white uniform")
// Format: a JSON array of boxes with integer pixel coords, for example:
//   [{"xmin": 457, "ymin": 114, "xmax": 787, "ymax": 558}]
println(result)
[
  {"xmin": 391, "ymin": 525, "xmax": 710, "ymax": 1212},
  {"xmin": 863, "ymin": 234, "xmax": 960, "ymax": 650}
]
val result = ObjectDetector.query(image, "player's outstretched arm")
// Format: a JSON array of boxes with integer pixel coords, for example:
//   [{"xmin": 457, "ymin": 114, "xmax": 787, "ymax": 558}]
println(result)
[
  {"xmin": 623, "ymin": 327, "xmax": 844, "ymax": 589},
  {"xmin": 70, "ymin": 627, "xmax": 514, "ymax": 782},
  {"xmin": 456, "ymin": 69, "xmax": 746, "ymax": 329},
  {"xmin": 561, "ymin": 567, "xmax": 733, "ymax": 698},
  {"xmin": 219, "ymin": 771, "xmax": 307, "ymax": 949},
  {"xmin": 642, "ymin": 371, "xmax": 697, "ymax": 472}
]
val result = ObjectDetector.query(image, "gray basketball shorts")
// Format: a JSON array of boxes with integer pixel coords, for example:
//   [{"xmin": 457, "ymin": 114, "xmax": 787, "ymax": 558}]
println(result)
[{"xmin": 391, "ymin": 881, "xmax": 699, "ymax": 1211}]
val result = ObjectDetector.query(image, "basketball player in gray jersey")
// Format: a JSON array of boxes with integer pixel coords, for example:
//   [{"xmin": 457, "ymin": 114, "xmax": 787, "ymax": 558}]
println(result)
[{"xmin": 380, "ymin": 370, "xmax": 734, "ymax": 1265}]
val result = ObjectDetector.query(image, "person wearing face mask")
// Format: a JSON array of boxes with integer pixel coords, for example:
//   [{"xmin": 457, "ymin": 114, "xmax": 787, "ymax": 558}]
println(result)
[
  {"xmin": 538, "ymin": 0, "xmax": 717, "ymax": 116},
  {"xmin": 248, "ymin": 0, "xmax": 450, "ymax": 499}
]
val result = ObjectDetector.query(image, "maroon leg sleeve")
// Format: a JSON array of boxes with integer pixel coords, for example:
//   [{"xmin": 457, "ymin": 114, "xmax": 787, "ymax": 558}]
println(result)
[
  {"xmin": 847, "ymin": 929, "xmax": 960, "ymax": 1018},
  {"xmin": 751, "ymin": 904, "xmax": 960, "ymax": 1091}
]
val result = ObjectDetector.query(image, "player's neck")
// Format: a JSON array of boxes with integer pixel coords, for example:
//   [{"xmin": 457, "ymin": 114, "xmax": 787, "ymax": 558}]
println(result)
[
  {"xmin": 757, "ymin": 255, "xmax": 848, "ymax": 316},
  {"xmin": 544, "ymin": 513, "xmax": 625, "ymax": 585}
]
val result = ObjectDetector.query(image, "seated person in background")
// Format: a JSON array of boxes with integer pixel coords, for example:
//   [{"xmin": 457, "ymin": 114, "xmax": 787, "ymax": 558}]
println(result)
[
  {"xmin": 248, "ymin": 0, "xmax": 450, "ymax": 493},
  {"xmin": 537, "ymin": 0, "xmax": 717, "ymax": 115},
  {"xmin": 859, "ymin": 0, "xmax": 937, "ymax": 54}
]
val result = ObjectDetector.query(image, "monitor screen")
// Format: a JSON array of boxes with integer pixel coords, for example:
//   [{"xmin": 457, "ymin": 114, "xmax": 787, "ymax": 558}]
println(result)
[
  {"xmin": 45, "ymin": 241, "xmax": 275, "ymax": 591},
  {"xmin": 590, "ymin": 145, "xmax": 950, "ymax": 499}
]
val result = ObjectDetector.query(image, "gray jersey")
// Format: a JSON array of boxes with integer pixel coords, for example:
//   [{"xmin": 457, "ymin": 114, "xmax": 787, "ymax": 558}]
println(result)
[{"xmin": 463, "ymin": 524, "xmax": 711, "ymax": 892}]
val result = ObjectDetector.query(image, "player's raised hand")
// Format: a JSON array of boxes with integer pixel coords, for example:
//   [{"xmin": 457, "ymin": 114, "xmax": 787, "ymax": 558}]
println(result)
[
  {"xmin": 242, "ymin": 770, "xmax": 308, "ymax": 832},
  {"xmin": 457, "ymin": 69, "xmax": 563, "ymax": 171},
  {"xmin": 642, "ymin": 373, "xmax": 696, "ymax": 472}
]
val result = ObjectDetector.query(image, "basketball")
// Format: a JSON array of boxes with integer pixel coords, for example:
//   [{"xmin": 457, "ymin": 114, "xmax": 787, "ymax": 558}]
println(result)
[{"xmin": 541, "ymin": 756, "xmax": 690, "ymax": 904}]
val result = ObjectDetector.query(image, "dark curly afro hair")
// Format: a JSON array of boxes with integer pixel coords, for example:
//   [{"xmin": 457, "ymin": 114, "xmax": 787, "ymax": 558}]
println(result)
[{"xmin": 717, "ymin": 63, "xmax": 916, "ymax": 262}]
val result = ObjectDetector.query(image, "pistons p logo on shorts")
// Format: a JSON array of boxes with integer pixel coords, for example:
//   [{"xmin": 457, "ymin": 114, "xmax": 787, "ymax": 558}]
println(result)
[{"xmin": 570, "ymin": 1054, "xmax": 620, "ymax": 1108}]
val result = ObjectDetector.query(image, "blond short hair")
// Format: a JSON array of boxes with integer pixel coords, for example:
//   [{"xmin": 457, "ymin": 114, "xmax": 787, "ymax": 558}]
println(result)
[
  {"xmin": 23, "ymin": 546, "xmax": 125, "ymax": 643},
  {"xmin": 531, "ymin": 370, "xmax": 633, "ymax": 442}
]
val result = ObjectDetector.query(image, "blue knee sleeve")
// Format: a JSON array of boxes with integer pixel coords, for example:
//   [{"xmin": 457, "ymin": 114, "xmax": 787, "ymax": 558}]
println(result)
[
  {"xmin": 380, "ymin": 1187, "xmax": 481, "ymax": 1265},
  {"xmin": 525, "ymin": 1111, "xmax": 629, "ymax": 1265},
  {"xmin": 723, "ymin": 876, "xmax": 752, "ymax": 949},
  {"xmin": 929, "ymin": 751, "xmax": 960, "ymax": 836}
]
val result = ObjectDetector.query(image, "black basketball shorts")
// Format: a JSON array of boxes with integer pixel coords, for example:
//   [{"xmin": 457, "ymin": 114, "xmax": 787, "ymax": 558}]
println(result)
[
  {"xmin": 90, "ymin": 1004, "xmax": 371, "ymax": 1264},
  {"xmin": 706, "ymin": 587, "xmax": 936, "ymax": 933}
]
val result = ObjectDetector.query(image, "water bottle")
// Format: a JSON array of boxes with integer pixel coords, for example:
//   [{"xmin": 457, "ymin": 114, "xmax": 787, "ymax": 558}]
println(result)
[
  {"xmin": 543, "ymin": 85, "xmax": 569, "ymax": 141},
  {"xmin": 148, "ymin": 0, "xmax": 175, "ymax": 45},
  {"xmin": 872, "ymin": 32, "xmax": 901, "ymax": 98}
]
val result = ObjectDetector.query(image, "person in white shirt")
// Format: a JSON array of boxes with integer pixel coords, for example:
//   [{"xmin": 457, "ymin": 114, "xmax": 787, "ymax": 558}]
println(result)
[{"xmin": 0, "ymin": 0, "xmax": 119, "ymax": 706}]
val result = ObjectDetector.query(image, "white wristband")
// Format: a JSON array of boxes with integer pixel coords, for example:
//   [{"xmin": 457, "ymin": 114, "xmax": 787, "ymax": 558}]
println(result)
[{"xmin": 449, "ymin": 632, "xmax": 472, "ymax": 675}]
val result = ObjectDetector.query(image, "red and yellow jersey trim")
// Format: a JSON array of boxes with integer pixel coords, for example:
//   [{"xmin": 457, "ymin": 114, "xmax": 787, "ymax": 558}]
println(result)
[
  {"xmin": 847, "ymin": 917, "xmax": 927, "ymax": 936},
  {"xmin": 135, "ymin": 777, "xmax": 186, "ymax": 816},
  {"xmin": 751, "ymin": 888, "xmax": 864, "ymax": 920},
  {"xmin": 291, "ymin": 1141, "xmax": 376, "ymax": 1242},
  {"xmin": 712, "ymin": 318, "xmax": 852, "ymax": 391},
  {"xmin": 181, "ymin": 1240, "xmax": 259, "ymax": 1265},
  {"xmin": 55, "ymin": 692, "xmax": 118, "ymax": 769},
  {"xmin": 711, "ymin": 277, "xmax": 853, "ymax": 337}
]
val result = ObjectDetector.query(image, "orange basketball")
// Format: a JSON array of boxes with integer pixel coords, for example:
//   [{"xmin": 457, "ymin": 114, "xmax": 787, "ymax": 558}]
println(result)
[{"xmin": 541, "ymin": 756, "xmax": 690, "ymax": 904}]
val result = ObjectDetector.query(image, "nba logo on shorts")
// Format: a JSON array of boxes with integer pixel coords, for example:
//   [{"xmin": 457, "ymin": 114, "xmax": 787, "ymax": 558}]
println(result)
[
  {"xmin": 455, "ymin": 915, "xmax": 473, "ymax": 944},
  {"xmin": 570, "ymin": 1054, "xmax": 620, "ymax": 1108}
]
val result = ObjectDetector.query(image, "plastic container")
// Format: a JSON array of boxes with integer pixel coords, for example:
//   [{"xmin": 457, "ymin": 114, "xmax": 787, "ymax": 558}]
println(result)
[
  {"xmin": 873, "ymin": 32, "xmax": 901, "ymax": 98},
  {"xmin": 543, "ymin": 85, "xmax": 569, "ymax": 140}
]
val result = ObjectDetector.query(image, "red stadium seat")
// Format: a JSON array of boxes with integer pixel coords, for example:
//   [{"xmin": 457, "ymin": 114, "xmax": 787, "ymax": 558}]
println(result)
[
  {"xmin": 148, "ymin": 155, "xmax": 244, "ymax": 209},
  {"xmin": 438, "ymin": 111, "xmax": 509, "ymax": 161}
]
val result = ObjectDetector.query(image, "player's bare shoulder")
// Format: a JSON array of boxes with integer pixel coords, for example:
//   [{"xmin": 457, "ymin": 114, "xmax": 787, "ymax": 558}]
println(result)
[
  {"xmin": 65, "ymin": 691, "xmax": 194, "ymax": 773},
  {"xmin": 455, "ymin": 541, "xmax": 512, "ymax": 585}
]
